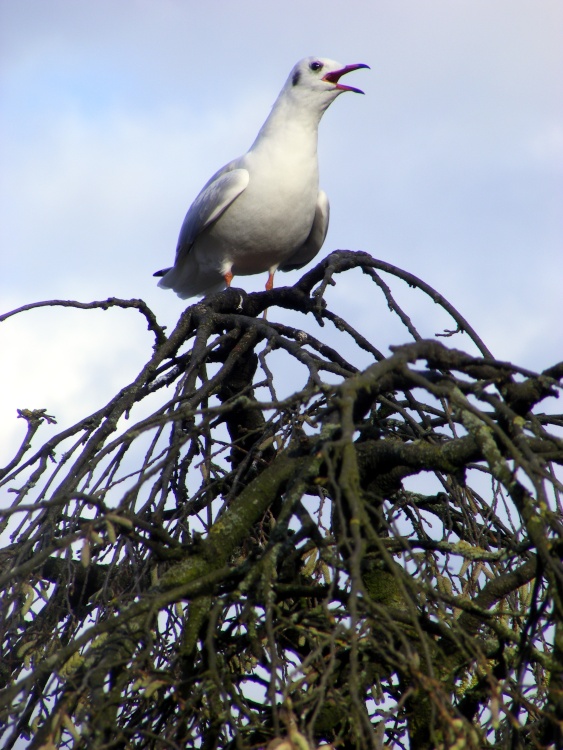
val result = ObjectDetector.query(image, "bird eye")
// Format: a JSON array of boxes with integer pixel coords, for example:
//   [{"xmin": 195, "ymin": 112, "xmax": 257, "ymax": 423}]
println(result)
[{"xmin": 309, "ymin": 61, "xmax": 323, "ymax": 72}]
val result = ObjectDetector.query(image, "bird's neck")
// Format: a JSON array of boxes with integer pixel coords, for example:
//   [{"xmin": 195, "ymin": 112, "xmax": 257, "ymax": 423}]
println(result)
[{"xmin": 249, "ymin": 92, "xmax": 324, "ymax": 159}]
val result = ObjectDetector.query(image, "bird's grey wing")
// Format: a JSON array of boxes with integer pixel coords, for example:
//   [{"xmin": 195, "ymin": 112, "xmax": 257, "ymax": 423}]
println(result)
[
  {"xmin": 174, "ymin": 165, "xmax": 250, "ymax": 263},
  {"xmin": 154, "ymin": 162, "xmax": 248, "ymax": 277},
  {"xmin": 279, "ymin": 190, "xmax": 330, "ymax": 272}
]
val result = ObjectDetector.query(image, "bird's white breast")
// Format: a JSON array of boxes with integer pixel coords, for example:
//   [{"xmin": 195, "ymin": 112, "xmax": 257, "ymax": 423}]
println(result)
[{"xmin": 195, "ymin": 124, "xmax": 320, "ymax": 276}]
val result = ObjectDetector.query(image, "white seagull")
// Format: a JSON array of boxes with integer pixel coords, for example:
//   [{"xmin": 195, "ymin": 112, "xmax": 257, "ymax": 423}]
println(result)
[{"xmin": 154, "ymin": 57, "xmax": 369, "ymax": 299}]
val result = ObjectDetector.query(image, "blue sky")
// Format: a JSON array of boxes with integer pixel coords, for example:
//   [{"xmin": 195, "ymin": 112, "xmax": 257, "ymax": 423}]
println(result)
[{"xmin": 1, "ymin": 0, "xmax": 562, "ymax": 457}]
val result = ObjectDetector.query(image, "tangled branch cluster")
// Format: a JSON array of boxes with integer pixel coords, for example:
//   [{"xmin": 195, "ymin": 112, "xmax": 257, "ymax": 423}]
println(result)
[{"xmin": 0, "ymin": 251, "xmax": 562, "ymax": 749}]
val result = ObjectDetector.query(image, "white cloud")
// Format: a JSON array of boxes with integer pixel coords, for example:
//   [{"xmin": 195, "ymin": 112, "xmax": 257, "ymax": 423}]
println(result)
[{"xmin": 0, "ymin": 302, "xmax": 154, "ymax": 467}]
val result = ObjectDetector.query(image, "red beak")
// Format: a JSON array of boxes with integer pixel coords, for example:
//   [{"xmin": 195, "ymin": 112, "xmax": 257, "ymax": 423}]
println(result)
[{"xmin": 322, "ymin": 63, "xmax": 370, "ymax": 94}]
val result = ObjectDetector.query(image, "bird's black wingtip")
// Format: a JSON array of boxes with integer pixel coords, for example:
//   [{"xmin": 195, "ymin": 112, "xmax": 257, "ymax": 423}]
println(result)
[{"xmin": 153, "ymin": 268, "xmax": 170, "ymax": 278}]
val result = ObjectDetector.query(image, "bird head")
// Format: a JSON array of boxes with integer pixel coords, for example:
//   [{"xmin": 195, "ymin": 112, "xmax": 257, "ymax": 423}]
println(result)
[{"xmin": 285, "ymin": 57, "xmax": 369, "ymax": 106}]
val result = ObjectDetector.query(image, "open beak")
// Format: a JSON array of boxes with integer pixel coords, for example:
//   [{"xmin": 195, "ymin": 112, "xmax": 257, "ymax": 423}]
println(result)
[{"xmin": 322, "ymin": 63, "xmax": 370, "ymax": 94}]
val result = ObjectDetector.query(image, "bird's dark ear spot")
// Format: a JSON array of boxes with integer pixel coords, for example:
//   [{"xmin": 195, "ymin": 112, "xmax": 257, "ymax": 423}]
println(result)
[{"xmin": 292, "ymin": 70, "xmax": 301, "ymax": 87}]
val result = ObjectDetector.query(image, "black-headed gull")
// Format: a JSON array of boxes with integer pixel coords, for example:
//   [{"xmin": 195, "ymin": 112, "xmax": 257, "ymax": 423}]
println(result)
[{"xmin": 155, "ymin": 57, "xmax": 369, "ymax": 298}]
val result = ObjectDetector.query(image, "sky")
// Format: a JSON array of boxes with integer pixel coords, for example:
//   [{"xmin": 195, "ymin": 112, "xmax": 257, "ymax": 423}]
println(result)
[{"xmin": 1, "ymin": 0, "xmax": 562, "ymax": 462}]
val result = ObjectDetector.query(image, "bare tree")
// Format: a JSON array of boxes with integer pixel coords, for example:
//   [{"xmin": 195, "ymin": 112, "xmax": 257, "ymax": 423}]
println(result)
[{"xmin": 1, "ymin": 251, "xmax": 562, "ymax": 750}]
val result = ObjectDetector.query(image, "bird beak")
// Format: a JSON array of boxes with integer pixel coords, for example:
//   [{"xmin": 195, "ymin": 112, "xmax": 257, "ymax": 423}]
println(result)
[{"xmin": 322, "ymin": 63, "xmax": 370, "ymax": 94}]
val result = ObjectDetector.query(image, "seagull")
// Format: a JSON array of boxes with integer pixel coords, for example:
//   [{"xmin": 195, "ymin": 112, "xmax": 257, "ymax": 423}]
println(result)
[{"xmin": 154, "ymin": 57, "xmax": 369, "ymax": 299}]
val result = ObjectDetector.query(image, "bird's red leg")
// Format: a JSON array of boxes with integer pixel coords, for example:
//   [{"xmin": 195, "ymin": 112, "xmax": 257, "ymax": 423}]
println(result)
[
  {"xmin": 265, "ymin": 271, "xmax": 275, "ymax": 291},
  {"xmin": 224, "ymin": 271, "xmax": 234, "ymax": 287}
]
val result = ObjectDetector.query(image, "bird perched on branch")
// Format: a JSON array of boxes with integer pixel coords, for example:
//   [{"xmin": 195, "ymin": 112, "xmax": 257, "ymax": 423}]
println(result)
[{"xmin": 154, "ymin": 56, "xmax": 369, "ymax": 299}]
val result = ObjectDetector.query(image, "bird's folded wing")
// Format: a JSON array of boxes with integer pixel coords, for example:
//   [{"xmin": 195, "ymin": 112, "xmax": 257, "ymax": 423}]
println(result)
[
  {"xmin": 280, "ymin": 190, "xmax": 330, "ymax": 272},
  {"xmin": 174, "ymin": 167, "xmax": 250, "ymax": 262}
]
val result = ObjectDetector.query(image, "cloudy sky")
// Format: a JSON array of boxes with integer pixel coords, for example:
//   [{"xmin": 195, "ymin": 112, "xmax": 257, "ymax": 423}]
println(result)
[{"xmin": 1, "ymin": 0, "xmax": 562, "ymax": 460}]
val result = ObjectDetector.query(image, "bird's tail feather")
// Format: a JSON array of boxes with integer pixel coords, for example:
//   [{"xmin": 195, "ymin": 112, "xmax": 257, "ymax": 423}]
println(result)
[{"xmin": 156, "ymin": 264, "xmax": 226, "ymax": 299}]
